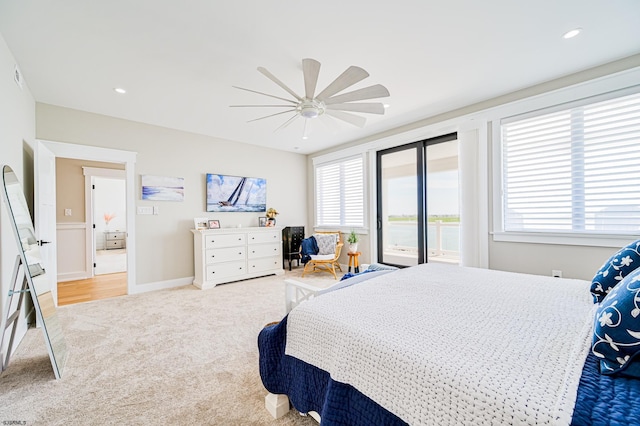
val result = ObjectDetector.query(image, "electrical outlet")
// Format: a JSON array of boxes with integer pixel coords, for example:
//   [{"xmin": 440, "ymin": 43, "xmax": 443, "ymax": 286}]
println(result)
[
  {"xmin": 64, "ymin": 208, "xmax": 72, "ymax": 216},
  {"xmin": 153, "ymin": 206, "xmax": 159, "ymax": 215},
  {"xmin": 552, "ymin": 270, "xmax": 563, "ymax": 278}
]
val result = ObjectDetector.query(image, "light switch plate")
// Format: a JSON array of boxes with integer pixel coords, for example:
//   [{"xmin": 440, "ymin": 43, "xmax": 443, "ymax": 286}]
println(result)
[{"xmin": 137, "ymin": 206, "xmax": 153, "ymax": 215}]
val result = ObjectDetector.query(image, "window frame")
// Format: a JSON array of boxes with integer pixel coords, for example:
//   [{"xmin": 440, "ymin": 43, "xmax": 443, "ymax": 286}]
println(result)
[
  {"xmin": 313, "ymin": 152, "xmax": 367, "ymax": 232},
  {"xmin": 492, "ymin": 86, "xmax": 640, "ymax": 248}
]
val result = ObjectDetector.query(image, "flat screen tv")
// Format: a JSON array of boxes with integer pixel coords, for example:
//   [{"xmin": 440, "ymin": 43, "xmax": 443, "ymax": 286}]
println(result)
[{"xmin": 206, "ymin": 173, "xmax": 266, "ymax": 212}]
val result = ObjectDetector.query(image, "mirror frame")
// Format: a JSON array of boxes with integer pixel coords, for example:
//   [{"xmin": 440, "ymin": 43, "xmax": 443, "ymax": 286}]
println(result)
[{"xmin": 1, "ymin": 164, "xmax": 67, "ymax": 378}]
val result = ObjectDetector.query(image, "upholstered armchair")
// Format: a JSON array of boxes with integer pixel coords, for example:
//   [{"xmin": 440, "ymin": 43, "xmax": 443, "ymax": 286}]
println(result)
[{"xmin": 301, "ymin": 231, "xmax": 343, "ymax": 279}]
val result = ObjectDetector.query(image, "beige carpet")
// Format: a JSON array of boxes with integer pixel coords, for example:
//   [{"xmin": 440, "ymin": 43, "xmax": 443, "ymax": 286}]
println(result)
[{"xmin": 0, "ymin": 266, "xmax": 343, "ymax": 425}]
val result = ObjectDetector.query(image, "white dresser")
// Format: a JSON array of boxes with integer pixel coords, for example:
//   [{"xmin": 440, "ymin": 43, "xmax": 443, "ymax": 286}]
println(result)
[{"xmin": 192, "ymin": 227, "xmax": 284, "ymax": 289}]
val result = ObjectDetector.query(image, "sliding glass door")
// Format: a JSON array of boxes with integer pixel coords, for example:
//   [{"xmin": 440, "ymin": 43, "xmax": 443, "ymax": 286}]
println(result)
[{"xmin": 376, "ymin": 134, "xmax": 459, "ymax": 267}]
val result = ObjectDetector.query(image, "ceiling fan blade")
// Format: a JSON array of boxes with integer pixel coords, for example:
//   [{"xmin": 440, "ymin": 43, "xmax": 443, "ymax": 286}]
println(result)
[
  {"xmin": 247, "ymin": 109, "xmax": 297, "ymax": 123},
  {"xmin": 302, "ymin": 58, "xmax": 321, "ymax": 100},
  {"xmin": 324, "ymin": 110, "xmax": 367, "ymax": 128},
  {"xmin": 319, "ymin": 114, "xmax": 341, "ymax": 132},
  {"xmin": 232, "ymin": 86, "xmax": 298, "ymax": 104},
  {"xmin": 324, "ymin": 84, "xmax": 390, "ymax": 105},
  {"xmin": 257, "ymin": 67, "xmax": 302, "ymax": 101},
  {"xmin": 316, "ymin": 66, "xmax": 369, "ymax": 101},
  {"xmin": 230, "ymin": 105, "xmax": 294, "ymax": 108},
  {"xmin": 274, "ymin": 114, "xmax": 300, "ymax": 132},
  {"xmin": 326, "ymin": 103, "xmax": 386, "ymax": 114}
]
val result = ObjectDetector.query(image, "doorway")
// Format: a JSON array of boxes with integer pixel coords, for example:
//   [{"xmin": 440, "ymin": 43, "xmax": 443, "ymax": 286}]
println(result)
[
  {"xmin": 35, "ymin": 140, "xmax": 137, "ymax": 306},
  {"xmin": 90, "ymin": 173, "xmax": 127, "ymax": 276},
  {"xmin": 376, "ymin": 133, "xmax": 459, "ymax": 267}
]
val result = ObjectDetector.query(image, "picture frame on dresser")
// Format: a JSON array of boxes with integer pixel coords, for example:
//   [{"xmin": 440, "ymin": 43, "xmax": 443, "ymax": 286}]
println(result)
[
  {"xmin": 194, "ymin": 217, "xmax": 208, "ymax": 230},
  {"xmin": 208, "ymin": 219, "xmax": 220, "ymax": 229},
  {"xmin": 258, "ymin": 217, "xmax": 267, "ymax": 227}
]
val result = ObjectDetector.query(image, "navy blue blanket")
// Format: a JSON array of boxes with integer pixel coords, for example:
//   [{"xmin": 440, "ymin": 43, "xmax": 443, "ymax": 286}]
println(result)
[
  {"xmin": 259, "ymin": 317, "xmax": 640, "ymax": 426},
  {"xmin": 300, "ymin": 236, "xmax": 318, "ymax": 264}
]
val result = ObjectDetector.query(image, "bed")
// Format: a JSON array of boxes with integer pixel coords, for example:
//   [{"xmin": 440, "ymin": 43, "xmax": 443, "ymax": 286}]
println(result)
[{"xmin": 258, "ymin": 262, "xmax": 640, "ymax": 425}]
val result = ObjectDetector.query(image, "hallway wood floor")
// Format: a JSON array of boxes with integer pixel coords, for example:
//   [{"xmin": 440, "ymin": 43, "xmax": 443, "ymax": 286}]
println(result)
[{"xmin": 58, "ymin": 272, "xmax": 127, "ymax": 306}]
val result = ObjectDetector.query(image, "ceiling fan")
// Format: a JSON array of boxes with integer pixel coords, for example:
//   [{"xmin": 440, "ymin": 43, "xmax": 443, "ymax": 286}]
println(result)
[{"xmin": 231, "ymin": 58, "xmax": 390, "ymax": 136}]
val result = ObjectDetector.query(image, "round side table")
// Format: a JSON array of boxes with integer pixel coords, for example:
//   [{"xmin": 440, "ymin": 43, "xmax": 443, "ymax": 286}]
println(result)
[{"xmin": 347, "ymin": 251, "xmax": 361, "ymax": 273}]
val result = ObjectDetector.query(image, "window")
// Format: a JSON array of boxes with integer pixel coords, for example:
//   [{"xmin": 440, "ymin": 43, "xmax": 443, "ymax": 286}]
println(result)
[
  {"xmin": 315, "ymin": 155, "xmax": 364, "ymax": 228},
  {"xmin": 500, "ymin": 91, "xmax": 640, "ymax": 238}
]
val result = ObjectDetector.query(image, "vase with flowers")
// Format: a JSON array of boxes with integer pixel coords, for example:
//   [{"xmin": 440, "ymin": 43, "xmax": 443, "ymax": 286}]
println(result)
[
  {"xmin": 266, "ymin": 208, "xmax": 279, "ymax": 226},
  {"xmin": 104, "ymin": 212, "xmax": 116, "ymax": 231}
]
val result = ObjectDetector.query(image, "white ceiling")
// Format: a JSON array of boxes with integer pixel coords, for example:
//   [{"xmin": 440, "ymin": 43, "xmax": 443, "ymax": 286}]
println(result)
[{"xmin": 1, "ymin": 1, "xmax": 639, "ymax": 155}]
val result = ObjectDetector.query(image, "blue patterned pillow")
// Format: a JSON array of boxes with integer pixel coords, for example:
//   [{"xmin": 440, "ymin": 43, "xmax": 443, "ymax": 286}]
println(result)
[
  {"xmin": 365, "ymin": 263, "xmax": 399, "ymax": 272},
  {"xmin": 591, "ymin": 240, "xmax": 640, "ymax": 303},
  {"xmin": 592, "ymin": 267, "xmax": 640, "ymax": 378},
  {"xmin": 314, "ymin": 233, "xmax": 337, "ymax": 255}
]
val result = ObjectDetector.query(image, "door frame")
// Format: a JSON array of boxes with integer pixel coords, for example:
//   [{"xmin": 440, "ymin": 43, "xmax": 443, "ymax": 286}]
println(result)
[
  {"xmin": 36, "ymin": 140, "xmax": 137, "ymax": 296},
  {"xmin": 83, "ymin": 167, "xmax": 127, "ymax": 278},
  {"xmin": 375, "ymin": 133, "xmax": 457, "ymax": 267}
]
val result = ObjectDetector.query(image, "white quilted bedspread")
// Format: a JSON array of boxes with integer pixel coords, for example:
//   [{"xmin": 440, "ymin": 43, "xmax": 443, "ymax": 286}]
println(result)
[{"xmin": 285, "ymin": 264, "xmax": 595, "ymax": 425}]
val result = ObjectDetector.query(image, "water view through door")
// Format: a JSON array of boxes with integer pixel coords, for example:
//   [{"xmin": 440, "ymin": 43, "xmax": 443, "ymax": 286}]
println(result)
[{"xmin": 377, "ymin": 134, "xmax": 459, "ymax": 267}]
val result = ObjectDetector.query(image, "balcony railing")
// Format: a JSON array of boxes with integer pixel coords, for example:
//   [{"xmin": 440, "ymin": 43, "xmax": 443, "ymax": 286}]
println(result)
[{"xmin": 384, "ymin": 220, "xmax": 460, "ymax": 264}]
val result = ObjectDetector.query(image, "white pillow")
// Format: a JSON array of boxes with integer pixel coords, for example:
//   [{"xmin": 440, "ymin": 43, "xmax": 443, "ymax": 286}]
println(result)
[{"xmin": 314, "ymin": 233, "xmax": 337, "ymax": 255}]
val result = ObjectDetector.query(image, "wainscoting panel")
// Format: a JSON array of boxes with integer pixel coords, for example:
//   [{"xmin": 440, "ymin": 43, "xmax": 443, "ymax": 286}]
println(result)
[{"xmin": 57, "ymin": 222, "xmax": 90, "ymax": 282}]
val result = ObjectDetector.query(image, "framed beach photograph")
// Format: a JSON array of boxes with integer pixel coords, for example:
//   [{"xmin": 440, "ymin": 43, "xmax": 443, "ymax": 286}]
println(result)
[
  {"xmin": 194, "ymin": 217, "xmax": 208, "ymax": 230},
  {"xmin": 142, "ymin": 175, "xmax": 185, "ymax": 201},
  {"xmin": 208, "ymin": 219, "xmax": 221, "ymax": 229},
  {"xmin": 258, "ymin": 217, "xmax": 267, "ymax": 227}
]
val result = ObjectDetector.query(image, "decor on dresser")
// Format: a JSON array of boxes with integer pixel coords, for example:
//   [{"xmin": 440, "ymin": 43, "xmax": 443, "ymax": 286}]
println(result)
[
  {"xmin": 208, "ymin": 219, "xmax": 221, "ymax": 229},
  {"xmin": 259, "ymin": 217, "xmax": 267, "ymax": 227},
  {"xmin": 347, "ymin": 230, "xmax": 359, "ymax": 253},
  {"xmin": 266, "ymin": 207, "xmax": 278, "ymax": 227},
  {"xmin": 194, "ymin": 217, "xmax": 208, "ymax": 230},
  {"xmin": 104, "ymin": 212, "xmax": 116, "ymax": 231},
  {"xmin": 141, "ymin": 175, "xmax": 185, "ymax": 201},
  {"xmin": 206, "ymin": 173, "xmax": 266, "ymax": 212}
]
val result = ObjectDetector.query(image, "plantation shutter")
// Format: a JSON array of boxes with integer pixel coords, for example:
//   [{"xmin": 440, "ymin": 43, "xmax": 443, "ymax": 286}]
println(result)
[
  {"xmin": 315, "ymin": 156, "xmax": 364, "ymax": 227},
  {"xmin": 501, "ymin": 91, "xmax": 640, "ymax": 234}
]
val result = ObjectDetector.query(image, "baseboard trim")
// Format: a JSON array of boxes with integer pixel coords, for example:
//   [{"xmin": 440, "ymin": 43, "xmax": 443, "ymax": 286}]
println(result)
[
  {"xmin": 129, "ymin": 276, "xmax": 194, "ymax": 295},
  {"xmin": 57, "ymin": 271, "xmax": 90, "ymax": 282}
]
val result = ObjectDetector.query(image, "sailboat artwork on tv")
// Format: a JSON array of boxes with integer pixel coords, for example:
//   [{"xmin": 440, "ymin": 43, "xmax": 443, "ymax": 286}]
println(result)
[{"xmin": 206, "ymin": 173, "xmax": 267, "ymax": 212}]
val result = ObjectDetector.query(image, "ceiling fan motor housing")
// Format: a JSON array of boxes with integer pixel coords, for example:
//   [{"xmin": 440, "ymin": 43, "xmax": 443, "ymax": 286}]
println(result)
[{"xmin": 299, "ymin": 99, "xmax": 325, "ymax": 119}]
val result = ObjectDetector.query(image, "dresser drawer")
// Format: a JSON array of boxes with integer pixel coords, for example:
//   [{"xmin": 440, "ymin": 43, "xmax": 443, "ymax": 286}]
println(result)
[
  {"xmin": 206, "ymin": 247, "xmax": 246, "ymax": 264},
  {"xmin": 106, "ymin": 239, "xmax": 125, "ymax": 249},
  {"xmin": 105, "ymin": 231, "xmax": 125, "ymax": 241},
  {"xmin": 248, "ymin": 230, "xmax": 280, "ymax": 244},
  {"xmin": 205, "ymin": 233, "xmax": 245, "ymax": 248},
  {"xmin": 206, "ymin": 261, "xmax": 245, "ymax": 280},
  {"xmin": 248, "ymin": 256, "xmax": 281, "ymax": 273},
  {"xmin": 247, "ymin": 242, "xmax": 281, "ymax": 259}
]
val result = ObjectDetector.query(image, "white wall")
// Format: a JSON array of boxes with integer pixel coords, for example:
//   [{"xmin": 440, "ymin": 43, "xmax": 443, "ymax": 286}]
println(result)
[
  {"xmin": 0, "ymin": 32, "xmax": 36, "ymax": 355},
  {"xmin": 35, "ymin": 103, "xmax": 308, "ymax": 286}
]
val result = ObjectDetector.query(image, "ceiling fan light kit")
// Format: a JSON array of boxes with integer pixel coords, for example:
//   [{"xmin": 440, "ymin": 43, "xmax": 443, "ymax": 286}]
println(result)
[{"xmin": 231, "ymin": 58, "xmax": 390, "ymax": 136}]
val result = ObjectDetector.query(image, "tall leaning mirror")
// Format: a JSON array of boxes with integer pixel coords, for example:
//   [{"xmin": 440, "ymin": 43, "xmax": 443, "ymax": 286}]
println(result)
[{"xmin": 1, "ymin": 165, "xmax": 68, "ymax": 378}]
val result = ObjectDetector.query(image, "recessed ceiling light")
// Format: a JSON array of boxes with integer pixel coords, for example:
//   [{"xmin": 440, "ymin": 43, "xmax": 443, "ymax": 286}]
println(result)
[
  {"xmin": 113, "ymin": 87, "xmax": 127, "ymax": 94},
  {"xmin": 563, "ymin": 28, "xmax": 582, "ymax": 39},
  {"xmin": 383, "ymin": 103, "xmax": 390, "ymax": 109},
  {"xmin": 302, "ymin": 136, "xmax": 308, "ymax": 140}
]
